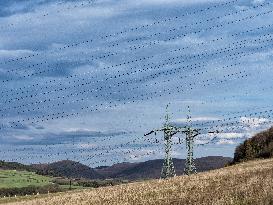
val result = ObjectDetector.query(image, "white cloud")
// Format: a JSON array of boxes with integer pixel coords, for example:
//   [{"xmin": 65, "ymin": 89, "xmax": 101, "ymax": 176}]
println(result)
[
  {"xmin": 77, "ymin": 143, "xmax": 97, "ymax": 148},
  {"xmin": 0, "ymin": 49, "xmax": 35, "ymax": 58},
  {"xmin": 13, "ymin": 135, "xmax": 34, "ymax": 141},
  {"xmin": 63, "ymin": 128, "xmax": 97, "ymax": 132},
  {"xmin": 252, "ymin": 0, "xmax": 265, "ymax": 4},
  {"xmin": 217, "ymin": 139, "xmax": 235, "ymax": 145},
  {"xmin": 175, "ymin": 116, "xmax": 220, "ymax": 123},
  {"xmin": 130, "ymin": 0, "xmax": 226, "ymax": 6},
  {"xmin": 128, "ymin": 148, "xmax": 157, "ymax": 161},
  {"xmin": 240, "ymin": 117, "xmax": 270, "ymax": 129},
  {"xmin": 216, "ymin": 132, "xmax": 245, "ymax": 139},
  {"xmin": 195, "ymin": 139, "xmax": 210, "ymax": 144}
]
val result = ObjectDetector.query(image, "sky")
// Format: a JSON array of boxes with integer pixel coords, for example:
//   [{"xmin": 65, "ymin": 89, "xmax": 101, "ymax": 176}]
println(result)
[{"xmin": 0, "ymin": 0, "xmax": 273, "ymax": 167}]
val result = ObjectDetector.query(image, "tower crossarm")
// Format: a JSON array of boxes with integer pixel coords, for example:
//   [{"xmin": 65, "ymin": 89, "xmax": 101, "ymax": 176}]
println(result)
[{"xmin": 144, "ymin": 128, "xmax": 165, "ymax": 136}]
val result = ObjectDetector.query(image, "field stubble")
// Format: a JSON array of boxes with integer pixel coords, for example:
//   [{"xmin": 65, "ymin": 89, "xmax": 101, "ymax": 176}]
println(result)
[{"xmin": 4, "ymin": 158, "xmax": 273, "ymax": 205}]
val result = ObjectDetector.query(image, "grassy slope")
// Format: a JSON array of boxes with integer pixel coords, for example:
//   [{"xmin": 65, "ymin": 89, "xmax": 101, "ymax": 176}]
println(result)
[
  {"xmin": 0, "ymin": 170, "xmax": 52, "ymax": 189},
  {"xmin": 4, "ymin": 158, "xmax": 273, "ymax": 205}
]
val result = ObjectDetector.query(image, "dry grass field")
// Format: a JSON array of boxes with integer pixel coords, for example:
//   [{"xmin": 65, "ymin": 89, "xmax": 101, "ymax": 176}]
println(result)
[{"xmin": 4, "ymin": 158, "xmax": 273, "ymax": 205}]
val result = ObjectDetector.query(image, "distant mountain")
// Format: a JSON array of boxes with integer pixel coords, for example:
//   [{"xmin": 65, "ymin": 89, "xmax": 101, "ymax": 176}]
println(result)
[
  {"xmin": 31, "ymin": 160, "xmax": 104, "ymax": 180},
  {"xmin": 2, "ymin": 156, "xmax": 232, "ymax": 181},
  {"xmin": 95, "ymin": 162, "xmax": 138, "ymax": 178},
  {"xmin": 0, "ymin": 160, "xmax": 35, "ymax": 172},
  {"xmin": 95, "ymin": 156, "xmax": 232, "ymax": 180}
]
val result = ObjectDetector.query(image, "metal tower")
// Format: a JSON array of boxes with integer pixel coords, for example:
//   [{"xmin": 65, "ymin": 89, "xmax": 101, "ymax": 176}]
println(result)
[
  {"xmin": 161, "ymin": 104, "xmax": 176, "ymax": 178},
  {"xmin": 145, "ymin": 104, "xmax": 186, "ymax": 179},
  {"xmin": 144, "ymin": 105, "xmax": 200, "ymax": 177},
  {"xmin": 184, "ymin": 106, "xmax": 199, "ymax": 175}
]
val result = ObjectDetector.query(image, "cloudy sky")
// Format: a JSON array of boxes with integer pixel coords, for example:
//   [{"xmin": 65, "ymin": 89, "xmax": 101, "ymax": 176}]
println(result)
[{"xmin": 0, "ymin": 0, "xmax": 273, "ymax": 167}]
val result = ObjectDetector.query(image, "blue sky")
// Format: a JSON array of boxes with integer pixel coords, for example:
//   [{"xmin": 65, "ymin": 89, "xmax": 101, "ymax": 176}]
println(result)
[{"xmin": 0, "ymin": 0, "xmax": 273, "ymax": 167}]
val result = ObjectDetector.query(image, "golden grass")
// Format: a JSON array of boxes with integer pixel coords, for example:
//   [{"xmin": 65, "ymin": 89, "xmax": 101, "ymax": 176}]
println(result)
[{"xmin": 4, "ymin": 158, "xmax": 273, "ymax": 205}]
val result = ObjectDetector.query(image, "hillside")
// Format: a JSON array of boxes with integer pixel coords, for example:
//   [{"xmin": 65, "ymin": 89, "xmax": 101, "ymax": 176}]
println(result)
[
  {"xmin": 0, "ymin": 170, "xmax": 52, "ymax": 189},
  {"xmin": 31, "ymin": 160, "xmax": 103, "ymax": 180},
  {"xmin": 2, "ymin": 156, "xmax": 230, "ymax": 181},
  {"xmin": 96, "ymin": 156, "xmax": 232, "ymax": 180},
  {"xmin": 0, "ymin": 161, "xmax": 35, "ymax": 172},
  {"xmin": 5, "ymin": 158, "xmax": 273, "ymax": 205},
  {"xmin": 0, "ymin": 169, "xmax": 63, "ymax": 198},
  {"xmin": 233, "ymin": 126, "xmax": 273, "ymax": 163},
  {"xmin": 0, "ymin": 156, "xmax": 231, "ymax": 181}
]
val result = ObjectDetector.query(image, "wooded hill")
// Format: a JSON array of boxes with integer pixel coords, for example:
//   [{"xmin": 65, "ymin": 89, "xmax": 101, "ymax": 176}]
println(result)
[
  {"xmin": 233, "ymin": 126, "xmax": 273, "ymax": 163},
  {"xmin": 1, "ymin": 156, "xmax": 232, "ymax": 181}
]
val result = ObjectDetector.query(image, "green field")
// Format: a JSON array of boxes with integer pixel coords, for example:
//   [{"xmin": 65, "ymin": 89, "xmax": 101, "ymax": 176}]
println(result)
[
  {"xmin": 0, "ymin": 170, "xmax": 52, "ymax": 189},
  {"xmin": 5, "ymin": 158, "xmax": 273, "ymax": 205}
]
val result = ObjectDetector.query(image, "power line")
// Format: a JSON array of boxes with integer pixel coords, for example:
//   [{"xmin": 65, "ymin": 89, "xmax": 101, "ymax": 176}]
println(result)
[
  {"xmin": 2, "ymin": 32, "xmax": 270, "ymax": 107},
  {"xmin": 2, "ymin": 7, "xmax": 272, "ymax": 82},
  {"xmin": 0, "ymin": 67, "xmax": 251, "ymax": 130},
  {"xmin": 0, "ymin": 0, "xmax": 239, "ymax": 65}
]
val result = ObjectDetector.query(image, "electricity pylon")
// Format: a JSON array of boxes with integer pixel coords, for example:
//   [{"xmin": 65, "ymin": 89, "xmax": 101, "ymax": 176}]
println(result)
[
  {"xmin": 161, "ymin": 104, "xmax": 176, "ymax": 178},
  {"xmin": 184, "ymin": 127, "xmax": 199, "ymax": 175},
  {"xmin": 145, "ymin": 104, "xmax": 188, "ymax": 178},
  {"xmin": 184, "ymin": 106, "xmax": 199, "ymax": 175},
  {"xmin": 144, "ymin": 105, "xmax": 201, "ymax": 178}
]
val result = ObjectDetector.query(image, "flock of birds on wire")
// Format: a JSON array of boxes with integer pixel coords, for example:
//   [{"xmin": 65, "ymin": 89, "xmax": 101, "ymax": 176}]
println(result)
[{"xmin": 0, "ymin": 0, "xmax": 273, "ymax": 167}]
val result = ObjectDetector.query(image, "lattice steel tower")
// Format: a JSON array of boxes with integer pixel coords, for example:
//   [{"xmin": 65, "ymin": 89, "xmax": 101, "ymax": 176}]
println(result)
[
  {"xmin": 184, "ymin": 106, "xmax": 199, "ymax": 175},
  {"xmin": 144, "ymin": 105, "xmax": 200, "ymax": 178},
  {"xmin": 145, "ymin": 104, "xmax": 187, "ymax": 178},
  {"xmin": 161, "ymin": 104, "xmax": 176, "ymax": 178}
]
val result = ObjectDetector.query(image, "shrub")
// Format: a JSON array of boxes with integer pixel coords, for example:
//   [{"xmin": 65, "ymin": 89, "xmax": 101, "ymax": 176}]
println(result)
[
  {"xmin": 233, "ymin": 127, "xmax": 273, "ymax": 163},
  {"xmin": 0, "ymin": 184, "xmax": 62, "ymax": 197}
]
